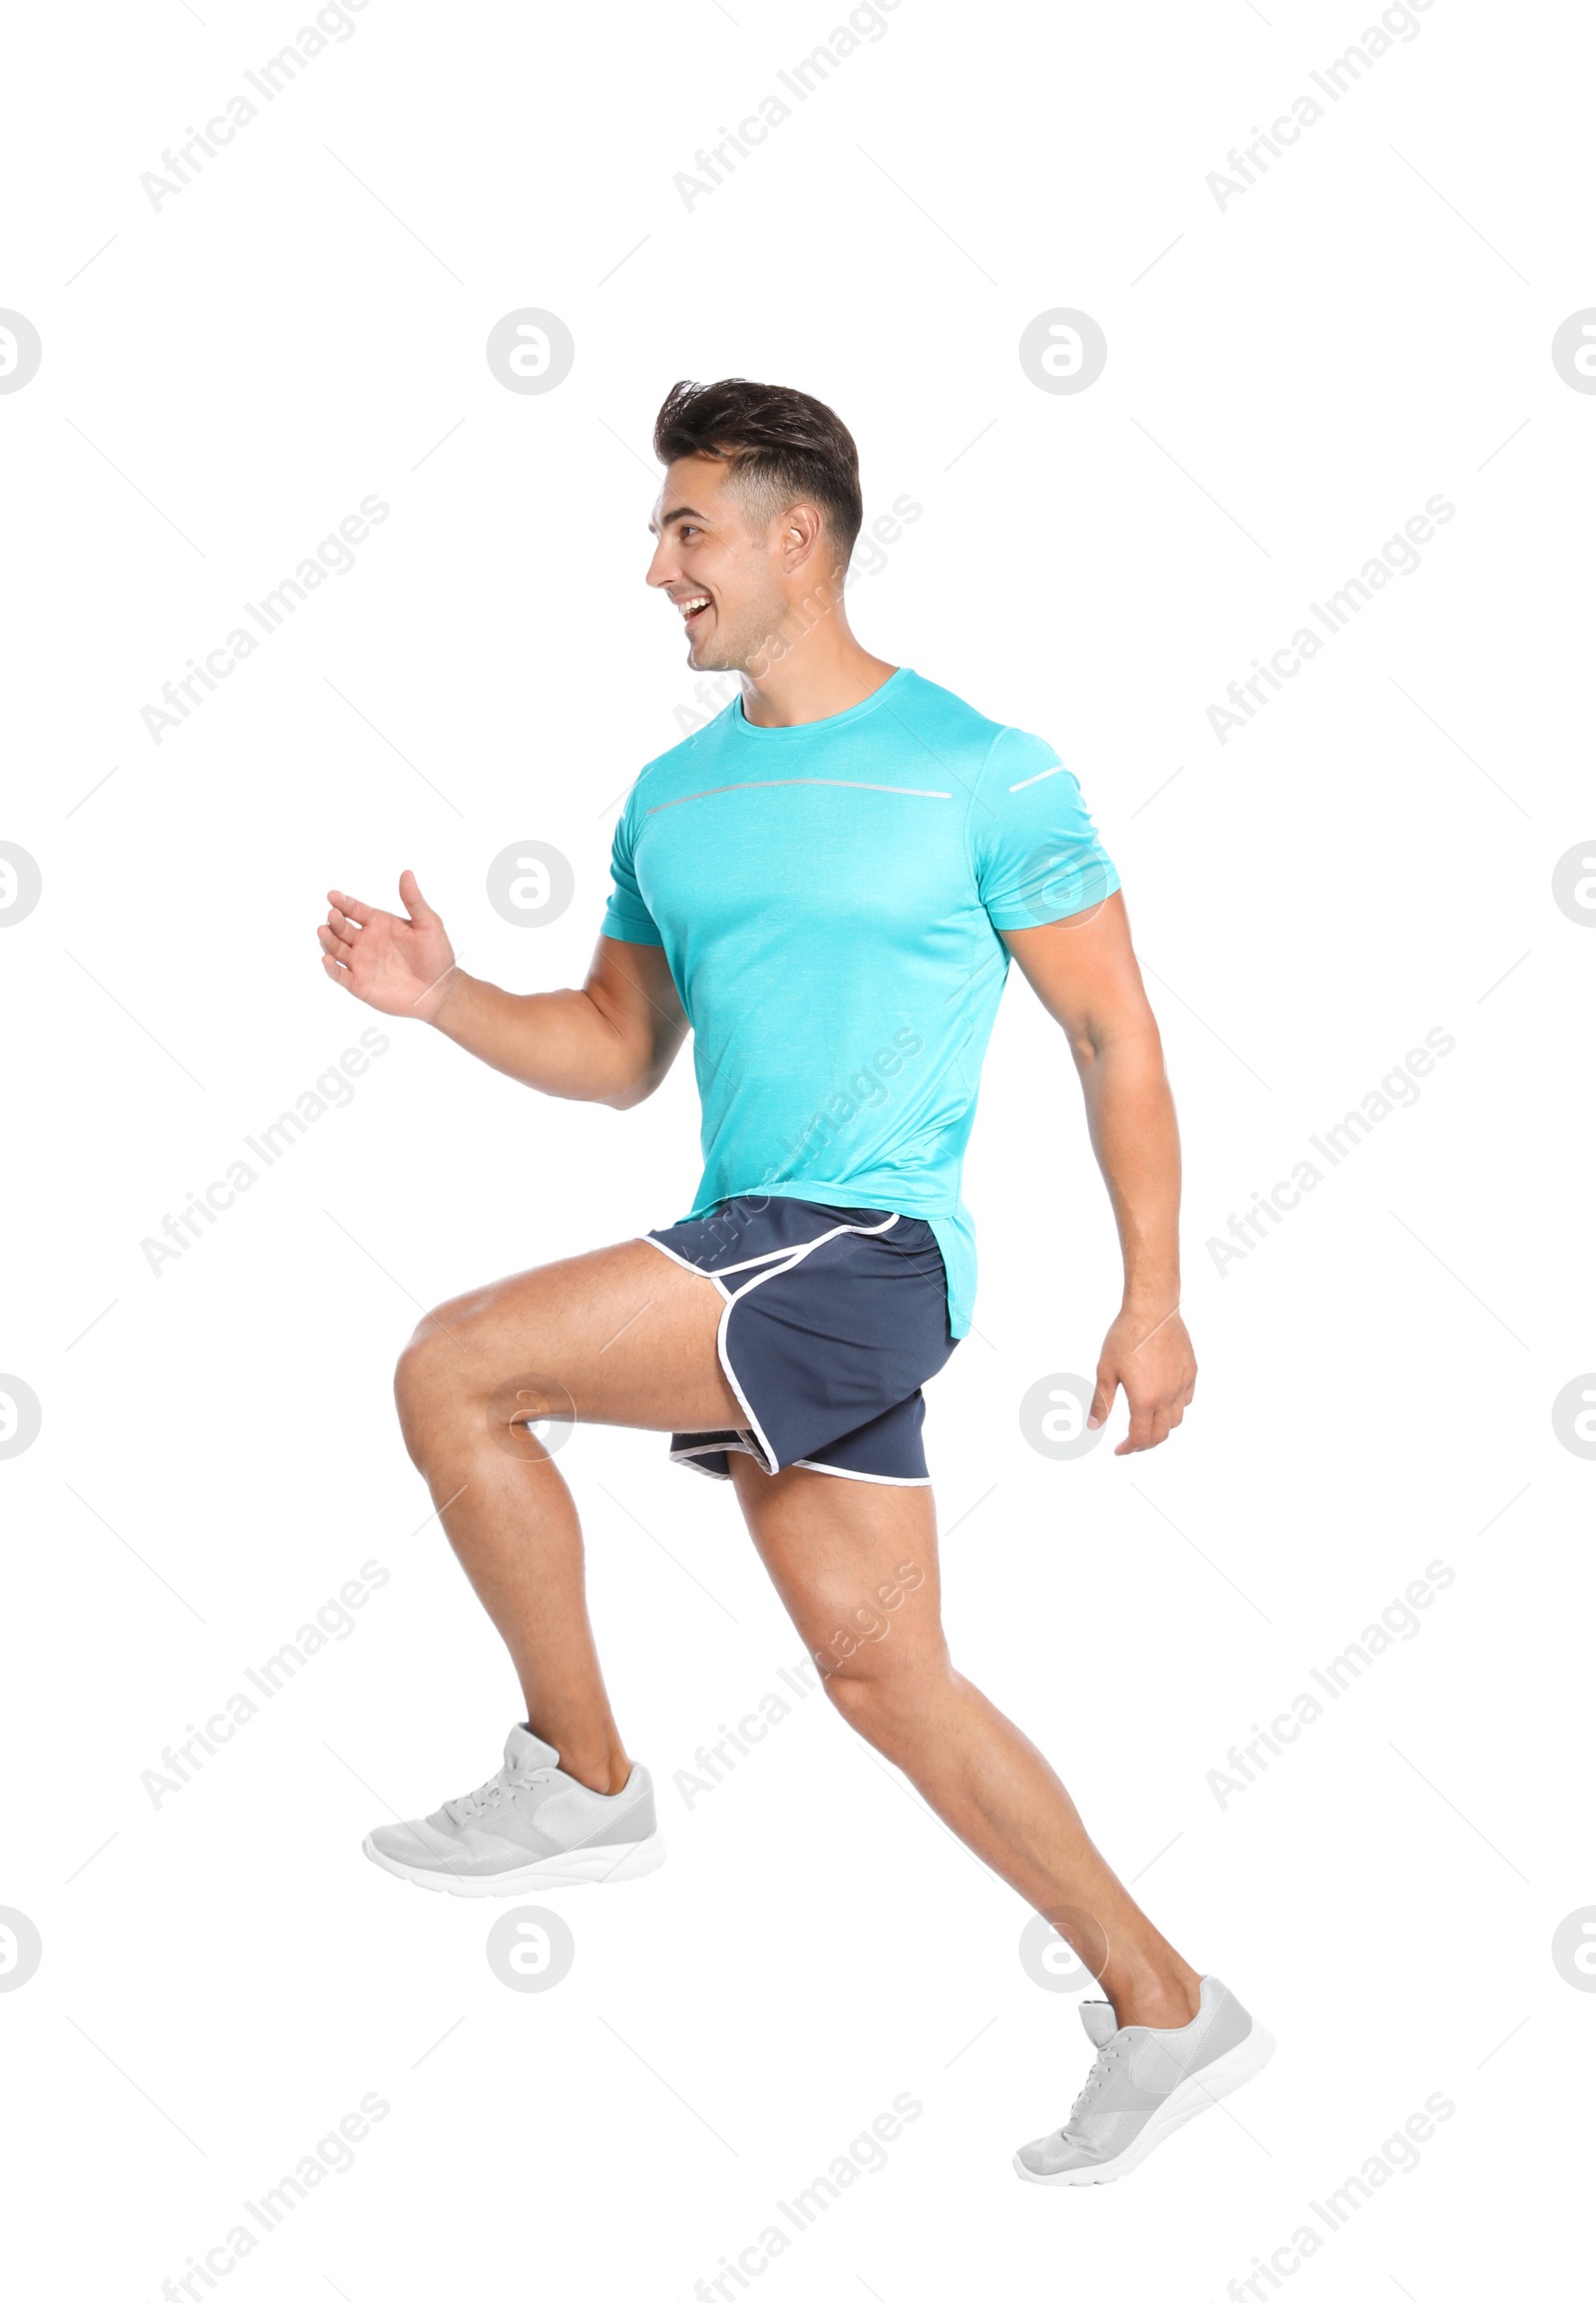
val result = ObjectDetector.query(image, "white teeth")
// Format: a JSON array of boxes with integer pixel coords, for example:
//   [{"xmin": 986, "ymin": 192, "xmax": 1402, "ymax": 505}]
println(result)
[{"xmin": 677, "ymin": 595, "xmax": 710, "ymax": 615}]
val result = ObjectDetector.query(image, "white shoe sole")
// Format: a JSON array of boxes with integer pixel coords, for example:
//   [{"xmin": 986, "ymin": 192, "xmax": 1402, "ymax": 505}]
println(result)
[
  {"xmin": 362, "ymin": 1829, "xmax": 667, "ymax": 1897},
  {"xmin": 1012, "ymin": 2020, "xmax": 1276, "ymax": 2186}
]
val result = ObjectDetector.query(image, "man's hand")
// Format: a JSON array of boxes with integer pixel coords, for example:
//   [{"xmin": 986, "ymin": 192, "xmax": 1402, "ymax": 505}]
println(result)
[
  {"xmin": 318, "ymin": 871, "xmax": 458, "ymax": 1023},
  {"xmin": 1089, "ymin": 1305, "xmax": 1197, "ymax": 1455}
]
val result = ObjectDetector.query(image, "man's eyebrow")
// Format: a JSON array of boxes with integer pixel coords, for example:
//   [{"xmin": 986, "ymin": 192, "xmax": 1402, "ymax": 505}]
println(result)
[{"xmin": 647, "ymin": 504, "xmax": 705, "ymax": 536}]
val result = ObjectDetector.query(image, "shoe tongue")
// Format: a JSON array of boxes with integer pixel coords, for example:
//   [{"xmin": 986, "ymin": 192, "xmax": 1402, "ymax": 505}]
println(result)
[
  {"xmin": 504, "ymin": 1724, "xmax": 562, "ymax": 1773},
  {"xmin": 1079, "ymin": 2000, "xmax": 1119, "ymax": 2048}
]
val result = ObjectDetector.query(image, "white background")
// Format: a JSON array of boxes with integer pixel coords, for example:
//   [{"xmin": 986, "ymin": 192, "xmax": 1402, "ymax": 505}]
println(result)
[{"xmin": 2, "ymin": 0, "xmax": 1590, "ymax": 2295}]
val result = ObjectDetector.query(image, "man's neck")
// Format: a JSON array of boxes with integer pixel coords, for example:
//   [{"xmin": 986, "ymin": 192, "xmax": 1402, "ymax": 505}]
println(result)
[{"xmin": 738, "ymin": 627, "xmax": 899, "ymax": 728}]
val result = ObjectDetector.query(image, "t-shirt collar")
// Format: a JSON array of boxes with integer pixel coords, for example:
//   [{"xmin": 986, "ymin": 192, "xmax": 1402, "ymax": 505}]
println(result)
[{"xmin": 730, "ymin": 665, "xmax": 912, "ymax": 739}]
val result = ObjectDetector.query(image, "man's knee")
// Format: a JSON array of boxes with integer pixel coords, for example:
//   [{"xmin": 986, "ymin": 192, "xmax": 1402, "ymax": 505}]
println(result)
[
  {"xmin": 815, "ymin": 1645, "xmax": 945, "ymax": 1755},
  {"xmin": 394, "ymin": 1291, "xmax": 570, "ymax": 1464},
  {"xmin": 804, "ymin": 1576, "xmax": 936, "ymax": 1707},
  {"xmin": 819, "ymin": 1658, "xmax": 883, "ymax": 1727},
  {"xmin": 393, "ymin": 1307, "xmax": 475, "ymax": 1453}
]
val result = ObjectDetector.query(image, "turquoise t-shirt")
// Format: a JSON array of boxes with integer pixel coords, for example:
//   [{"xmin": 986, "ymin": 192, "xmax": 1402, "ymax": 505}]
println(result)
[{"xmin": 601, "ymin": 666, "xmax": 1119, "ymax": 1338}]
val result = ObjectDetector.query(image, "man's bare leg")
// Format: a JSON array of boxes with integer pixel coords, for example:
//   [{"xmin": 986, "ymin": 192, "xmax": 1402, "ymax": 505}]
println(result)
[
  {"xmin": 393, "ymin": 1239, "xmax": 738, "ymax": 1793},
  {"xmin": 727, "ymin": 1455, "xmax": 1202, "ymax": 2032},
  {"xmin": 393, "ymin": 1239, "xmax": 1199, "ymax": 2024}
]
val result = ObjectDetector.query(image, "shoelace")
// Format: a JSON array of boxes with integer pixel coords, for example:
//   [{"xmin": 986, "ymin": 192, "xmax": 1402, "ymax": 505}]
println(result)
[
  {"xmin": 1060, "ymin": 2038, "xmax": 1126, "ymax": 2133},
  {"xmin": 444, "ymin": 1762, "xmax": 557, "ymax": 1823},
  {"xmin": 1058, "ymin": 2026, "xmax": 1203, "ymax": 2137}
]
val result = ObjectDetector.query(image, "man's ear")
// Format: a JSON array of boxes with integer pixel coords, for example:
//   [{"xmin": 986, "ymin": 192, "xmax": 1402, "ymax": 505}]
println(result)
[{"xmin": 779, "ymin": 501, "xmax": 825, "ymax": 571}]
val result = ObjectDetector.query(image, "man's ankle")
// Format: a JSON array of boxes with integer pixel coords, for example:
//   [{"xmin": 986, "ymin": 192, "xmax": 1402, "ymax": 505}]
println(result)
[
  {"xmin": 1106, "ymin": 1967, "xmax": 1203, "ymax": 2032},
  {"xmin": 559, "ymin": 1748, "xmax": 631, "ymax": 1796}
]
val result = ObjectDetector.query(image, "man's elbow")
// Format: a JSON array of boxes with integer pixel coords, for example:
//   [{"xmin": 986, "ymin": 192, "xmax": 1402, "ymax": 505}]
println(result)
[
  {"xmin": 578, "ymin": 973, "xmax": 682, "ymax": 1110},
  {"xmin": 595, "ymin": 1073, "xmax": 655, "ymax": 1112},
  {"xmin": 1064, "ymin": 1002, "xmax": 1162, "ymax": 1076},
  {"xmin": 590, "ymin": 1044, "xmax": 673, "ymax": 1110}
]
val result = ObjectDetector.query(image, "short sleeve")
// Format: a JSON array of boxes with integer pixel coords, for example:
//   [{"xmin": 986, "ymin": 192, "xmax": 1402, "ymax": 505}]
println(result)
[
  {"xmin": 971, "ymin": 728, "xmax": 1120, "ymax": 931},
  {"xmin": 600, "ymin": 801, "xmax": 664, "ymax": 947}
]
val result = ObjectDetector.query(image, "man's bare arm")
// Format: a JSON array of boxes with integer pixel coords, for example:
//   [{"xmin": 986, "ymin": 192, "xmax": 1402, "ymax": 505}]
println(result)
[
  {"xmin": 318, "ymin": 871, "xmax": 687, "ymax": 1108},
  {"xmin": 1000, "ymin": 890, "xmax": 1196, "ymax": 1454}
]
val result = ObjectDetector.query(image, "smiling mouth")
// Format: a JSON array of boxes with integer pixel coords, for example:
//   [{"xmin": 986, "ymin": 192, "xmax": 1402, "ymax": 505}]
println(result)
[{"xmin": 675, "ymin": 592, "xmax": 713, "ymax": 627}]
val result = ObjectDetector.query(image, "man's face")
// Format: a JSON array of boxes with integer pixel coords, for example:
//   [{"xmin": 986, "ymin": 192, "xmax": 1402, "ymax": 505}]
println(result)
[{"xmin": 646, "ymin": 455, "xmax": 792, "ymax": 673}]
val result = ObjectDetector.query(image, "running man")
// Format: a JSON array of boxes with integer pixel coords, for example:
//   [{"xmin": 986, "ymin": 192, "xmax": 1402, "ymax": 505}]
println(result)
[{"xmin": 316, "ymin": 377, "xmax": 1272, "ymax": 2183}]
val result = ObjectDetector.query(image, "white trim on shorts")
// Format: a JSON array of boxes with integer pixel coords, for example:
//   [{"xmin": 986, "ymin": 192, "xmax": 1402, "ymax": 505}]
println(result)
[
  {"xmin": 640, "ymin": 1211, "xmax": 902, "ymax": 1479},
  {"xmin": 791, "ymin": 1458, "xmax": 932, "ymax": 1487},
  {"xmin": 666, "ymin": 1431, "xmax": 758, "ymax": 1482}
]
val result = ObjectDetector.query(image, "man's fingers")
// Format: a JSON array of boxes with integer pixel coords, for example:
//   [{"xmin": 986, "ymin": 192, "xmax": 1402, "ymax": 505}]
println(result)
[
  {"xmin": 398, "ymin": 868, "xmax": 436, "ymax": 925},
  {"xmin": 317, "ymin": 923, "xmax": 360, "ymax": 963},
  {"xmin": 1116, "ymin": 1396, "xmax": 1156, "ymax": 1453},
  {"xmin": 319, "ymin": 953, "xmax": 351, "ymax": 984},
  {"xmin": 1115, "ymin": 1399, "xmax": 1175, "ymax": 1454},
  {"xmin": 325, "ymin": 907, "xmax": 360, "ymax": 948},
  {"xmin": 328, "ymin": 889, "xmax": 375, "ymax": 927},
  {"xmin": 1086, "ymin": 1369, "xmax": 1116, "ymax": 1431}
]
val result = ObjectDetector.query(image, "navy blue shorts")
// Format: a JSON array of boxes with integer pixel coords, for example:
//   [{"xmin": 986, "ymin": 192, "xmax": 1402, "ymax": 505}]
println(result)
[{"xmin": 642, "ymin": 1196, "xmax": 958, "ymax": 1485}]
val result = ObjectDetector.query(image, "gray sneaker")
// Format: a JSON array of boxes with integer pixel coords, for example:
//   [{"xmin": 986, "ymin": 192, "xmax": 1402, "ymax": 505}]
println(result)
[
  {"xmin": 1013, "ymin": 1976, "xmax": 1274, "ymax": 2185},
  {"xmin": 362, "ymin": 1725, "xmax": 664, "ymax": 1898}
]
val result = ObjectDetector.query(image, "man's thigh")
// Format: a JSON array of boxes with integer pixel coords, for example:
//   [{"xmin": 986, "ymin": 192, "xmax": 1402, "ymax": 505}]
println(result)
[
  {"xmin": 415, "ymin": 1238, "xmax": 740, "ymax": 1434},
  {"xmin": 727, "ymin": 1456, "xmax": 948, "ymax": 1684}
]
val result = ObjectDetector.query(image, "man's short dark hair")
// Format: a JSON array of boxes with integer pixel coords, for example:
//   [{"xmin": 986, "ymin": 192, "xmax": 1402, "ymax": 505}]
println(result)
[{"xmin": 652, "ymin": 377, "xmax": 863, "ymax": 566}]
